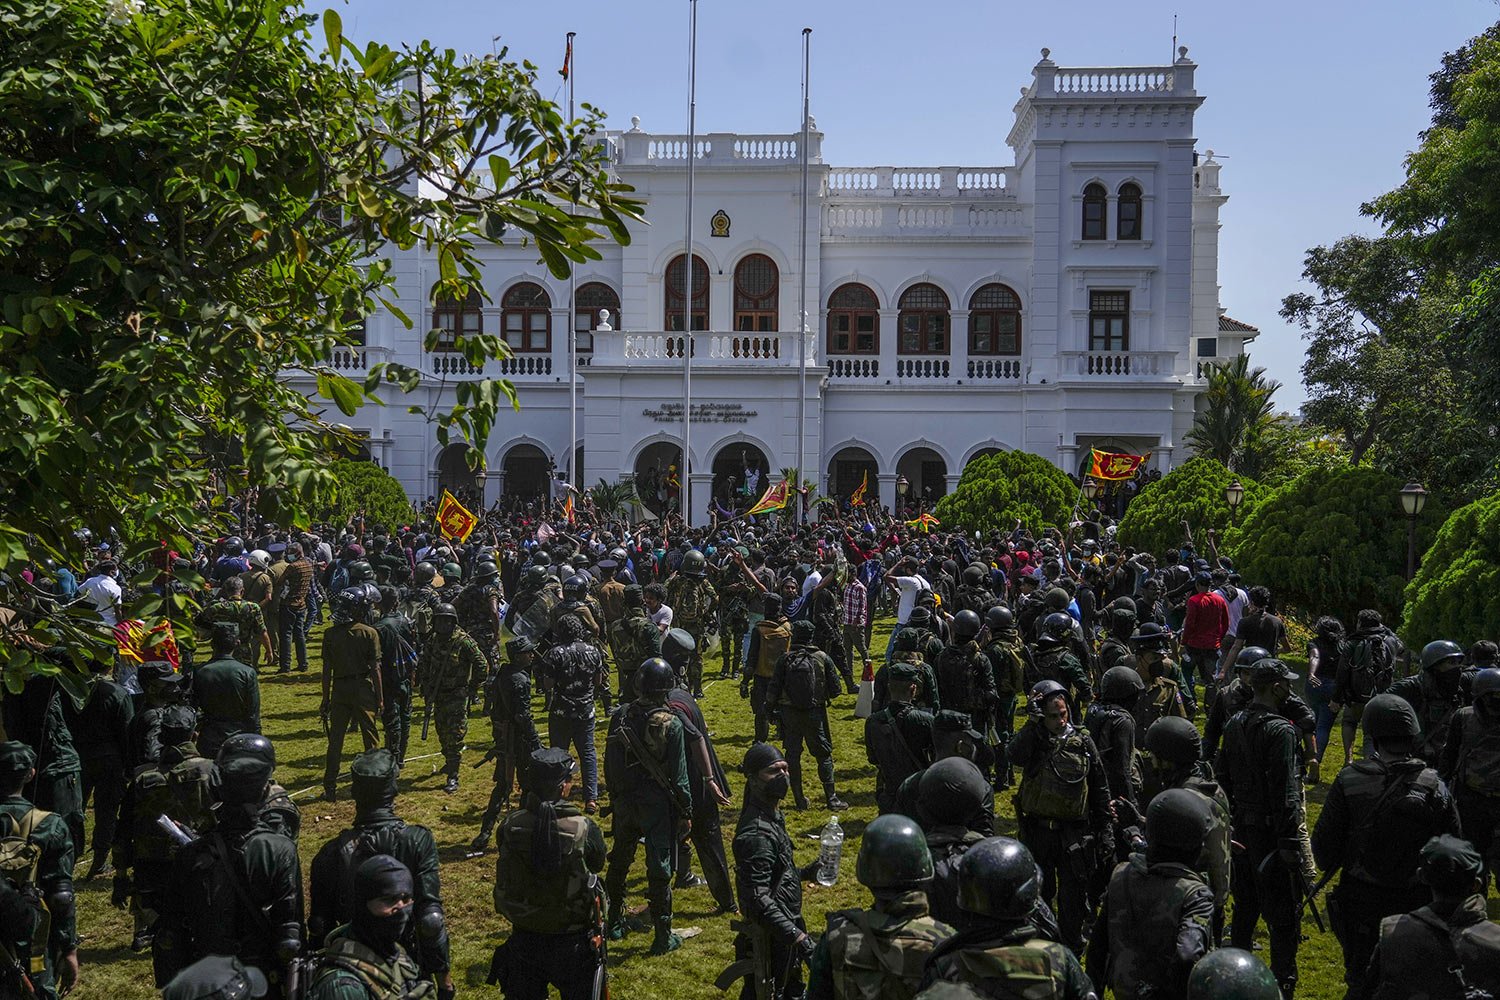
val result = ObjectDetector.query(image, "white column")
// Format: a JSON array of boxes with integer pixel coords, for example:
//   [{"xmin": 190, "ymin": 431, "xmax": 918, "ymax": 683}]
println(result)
[
  {"xmin": 878, "ymin": 473, "xmax": 898, "ymax": 516},
  {"xmin": 687, "ymin": 472, "xmax": 714, "ymax": 527},
  {"xmin": 949, "ymin": 309, "xmax": 970, "ymax": 380}
]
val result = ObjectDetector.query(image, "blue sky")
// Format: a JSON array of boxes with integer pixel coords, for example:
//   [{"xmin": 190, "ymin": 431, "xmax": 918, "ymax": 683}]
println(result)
[{"xmin": 343, "ymin": 0, "xmax": 1498, "ymax": 409}]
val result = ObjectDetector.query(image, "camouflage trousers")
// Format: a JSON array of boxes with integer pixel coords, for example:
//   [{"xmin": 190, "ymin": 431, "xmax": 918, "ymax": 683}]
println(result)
[{"xmin": 433, "ymin": 694, "xmax": 468, "ymax": 777}]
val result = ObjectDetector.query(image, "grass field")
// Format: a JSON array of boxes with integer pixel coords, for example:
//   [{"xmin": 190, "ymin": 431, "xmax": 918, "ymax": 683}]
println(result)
[{"xmin": 68, "ymin": 621, "xmax": 1483, "ymax": 999}]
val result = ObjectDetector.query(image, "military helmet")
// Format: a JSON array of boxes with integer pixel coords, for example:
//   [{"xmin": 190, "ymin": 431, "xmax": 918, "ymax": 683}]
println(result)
[
  {"xmin": 1100, "ymin": 665, "xmax": 1146, "ymax": 701},
  {"xmin": 951, "ymin": 609, "xmax": 982, "ymax": 642},
  {"xmin": 1106, "ymin": 596, "xmax": 1137, "ymax": 617},
  {"xmin": 521, "ymin": 565, "xmax": 549, "ymax": 589},
  {"xmin": 216, "ymin": 732, "xmax": 276, "ymax": 780},
  {"xmin": 856, "ymin": 814, "xmax": 933, "ymax": 889},
  {"xmin": 1042, "ymin": 612, "xmax": 1074, "ymax": 640},
  {"xmin": 414, "ymin": 561, "xmax": 437, "ymax": 586},
  {"xmin": 432, "ymin": 603, "xmax": 458, "ymax": 622},
  {"xmin": 223, "ymin": 536, "xmax": 244, "ymax": 556},
  {"xmin": 1147, "ymin": 787, "xmax": 1214, "ymax": 853},
  {"xmin": 962, "ymin": 565, "xmax": 986, "ymax": 587},
  {"xmin": 1144, "ymin": 716, "xmax": 1203, "ymax": 766},
  {"xmin": 984, "ymin": 605, "xmax": 1014, "ymax": 632},
  {"xmin": 531, "ymin": 551, "xmax": 552, "ymax": 568},
  {"xmin": 1235, "ymin": 645, "xmax": 1273, "ymax": 669},
  {"xmin": 1362, "ymin": 692, "xmax": 1421, "ymax": 741},
  {"xmin": 636, "ymin": 657, "xmax": 676, "ymax": 695},
  {"xmin": 347, "ymin": 559, "xmax": 375, "ymax": 583},
  {"xmin": 609, "ymin": 547, "xmax": 629, "ymax": 564},
  {"xmin": 441, "ymin": 561, "xmax": 462, "ymax": 581},
  {"xmin": 661, "ymin": 628, "xmax": 696, "ymax": 671},
  {"xmin": 957, "ymin": 836, "xmax": 1040, "ymax": 921},
  {"xmin": 917, "ymin": 757, "xmax": 989, "ymax": 826},
  {"xmin": 791, "ymin": 619, "xmax": 817, "ymax": 645},
  {"xmin": 1421, "ymin": 639, "xmax": 1465, "ymax": 672},
  {"xmin": 473, "ymin": 561, "xmax": 499, "ymax": 582},
  {"xmin": 1043, "ymin": 587, "xmax": 1070, "ymax": 611},
  {"xmin": 1030, "ymin": 679, "xmax": 1066, "ymax": 702},
  {"xmin": 681, "ymin": 550, "xmax": 707, "ymax": 576},
  {"xmin": 1130, "ymin": 622, "xmax": 1173, "ymax": 647},
  {"xmin": 1186, "ymin": 948, "xmax": 1280, "ymax": 1000},
  {"xmin": 571, "ymin": 554, "xmax": 592, "ymax": 571},
  {"xmin": 1473, "ymin": 667, "xmax": 1500, "ymax": 700},
  {"xmin": 563, "ymin": 574, "xmax": 590, "ymax": 599}
]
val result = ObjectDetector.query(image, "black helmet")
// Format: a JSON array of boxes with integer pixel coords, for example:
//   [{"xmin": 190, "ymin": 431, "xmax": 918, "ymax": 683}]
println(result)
[
  {"xmin": 521, "ymin": 565, "xmax": 549, "ymax": 589},
  {"xmin": 917, "ymin": 757, "xmax": 989, "ymax": 826},
  {"xmin": 530, "ymin": 551, "xmax": 552, "ymax": 568},
  {"xmin": 984, "ymin": 606, "xmax": 1014, "ymax": 632},
  {"xmin": 661, "ymin": 628, "xmax": 696, "ymax": 671},
  {"xmin": 414, "ymin": 562, "xmax": 437, "ymax": 586},
  {"xmin": 681, "ymin": 550, "xmax": 707, "ymax": 576},
  {"xmin": 1147, "ymin": 787, "xmax": 1214, "ymax": 853},
  {"xmin": 962, "ymin": 565, "xmax": 986, "ymax": 587},
  {"xmin": 216, "ymin": 732, "xmax": 276, "ymax": 798},
  {"xmin": 1473, "ymin": 667, "xmax": 1500, "ymax": 699},
  {"xmin": 636, "ymin": 657, "xmax": 676, "ymax": 696},
  {"xmin": 1030, "ymin": 679, "xmax": 1066, "ymax": 702},
  {"xmin": 1235, "ymin": 645, "xmax": 1273, "ymax": 669},
  {"xmin": 1130, "ymin": 622, "xmax": 1173, "ymax": 647},
  {"xmin": 473, "ymin": 561, "xmax": 500, "ymax": 582},
  {"xmin": 432, "ymin": 603, "xmax": 458, "ymax": 622},
  {"xmin": 563, "ymin": 574, "xmax": 590, "ymax": 599},
  {"xmin": 571, "ymin": 554, "xmax": 592, "ymax": 571},
  {"xmin": 1042, "ymin": 612, "xmax": 1073, "ymax": 640},
  {"xmin": 1186, "ymin": 948, "xmax": 1280, "ymax": 1000},
  {"xmin": 332, "ymin": 586, "xmax": 372, "ymax": 623},
  {"xmin": 1421, "ymin": 640, "xmax": 1465, "ymax": 671},
  {"xmin": 217, "ymin": 732, "xmax": 275, "ymax": 769},
  {"xmin": 952, "ymin": 609, "xmax": 982, "ymax": 642},
  {"xmin": 1361, "ymin": 692, "xmax": 1420, "ymax": 741},
  {"xmin": 223, "ymin": 536, "xmax": 245, "ymax": 556},
  {"xmin": 1100, "ymin": 665, "xmax": 1146, "ymax": 701},
  {"xmin": 609, "ymin": 547, "xmax": 629, "ymax": 564},
  {"xmin": 856, "ymin": 814, "xmax": 933, "ymax": 889},
  {"xmin": 1144, "ymin": 716, "xmax": 1203, "ymax": 766},
  {"xmin": 957, "ymin": 837, "xmax": 1040, "ymax": 921},
  {"xmin": 791, "ymin": 619, "xmax": 816, "ymax": 645},
  {"xmin": 347, "ymin": 560, "xmax": 374, "ymax": 583}
]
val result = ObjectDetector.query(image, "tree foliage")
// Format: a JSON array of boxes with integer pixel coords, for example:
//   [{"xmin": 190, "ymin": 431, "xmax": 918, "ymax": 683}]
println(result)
[
  {"xmin": 309, "ymin": 460, "xmax": 412, "ymax": 532},
  {"xmin": 1227, "ymin": 466, "xmax": 1445, "ymax": 624},
  {"xmin": 0, "ymin": 0, "xmax": 641, "ymax": 674},
  {"xmin": 1116, "ymin": 457, "xmax": 1262, "ymax": 559},
  {"xmin": 1185, "ymin": 355, "xmax": 1281, "ymax": 474},
  {"xmin": 586, "ymin": 479, "xmax": 640, "ymax": 520},
  {"xmin": 933, "ymin": 451, "xmax": 1076, "ymax": 536},
  {"xmin": 1401, "ymin": 492, "xmax": 1500, "ymax": 647}
]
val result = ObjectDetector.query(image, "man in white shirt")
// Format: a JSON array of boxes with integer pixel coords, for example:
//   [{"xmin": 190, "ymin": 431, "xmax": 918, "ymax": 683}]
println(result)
[
  {"xmin": 78, "ymin": 561, "xmax": 123, "ymax": 627},
  {"xmin": 643, "ymin": 582, "xmax": 673, "ymax": 633},
  {"xmin": 800, "ymin": 565, "xmax": 823, "ymax": 598},
  {"xmin": 881, "ymin": 558, "xmax": 932, "ymax": 664}
]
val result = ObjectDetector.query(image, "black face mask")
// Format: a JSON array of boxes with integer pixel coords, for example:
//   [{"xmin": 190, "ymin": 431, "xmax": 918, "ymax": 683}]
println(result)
[
  {"xmin": 354, "ymin": 900, "xmax": 411, "ymax": 955},
  {"xmin": 759, "ymin": 773, "xmax": 790, "ymax": 802}
]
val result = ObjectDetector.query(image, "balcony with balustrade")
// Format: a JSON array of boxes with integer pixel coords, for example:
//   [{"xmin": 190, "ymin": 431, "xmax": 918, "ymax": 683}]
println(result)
[{"xmin": 822, "ymin": 166, "xmax": 1028, "ymax": 241}]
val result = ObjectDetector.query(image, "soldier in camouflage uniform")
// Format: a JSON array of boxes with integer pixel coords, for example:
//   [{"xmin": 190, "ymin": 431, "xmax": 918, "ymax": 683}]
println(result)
[
  {"xmin": 717, "ymin": 554, "xmax": 753, "ymax": 680},
  {"xmin": 608, "ymin": 585, "xmax": 662, "ymax": 702},
  {"xmin": 195, "ymin": 576, "xmax": 272, "ymax": 671},
  {"xmin": 807, "ymin": 814, "xmax": 954, "ymax": 1000},
  {"xmin": 470, "ymin": 637, "xmax": 544, "ymax": 853},
  {"xmin": 664, "ymin": 550, "xmax": 718, "ymax": 698},
  {"xmin": 1097, "ymin": 598, "xmax": 1138, "ymax": 676},
  {"xmin": 402, "ymin": 562, "xmax": 443, "ymax": 649},
  {"xmin": 980, "ymin": 606, "xmax": 1027, "ymax": 789},
  {"xmin": 454, "ymin": 561, "xmax": 502, "ymax": 670},
  {"xmin": 417, "ymin": 604, "xmax": 487, "ymax": 794}
]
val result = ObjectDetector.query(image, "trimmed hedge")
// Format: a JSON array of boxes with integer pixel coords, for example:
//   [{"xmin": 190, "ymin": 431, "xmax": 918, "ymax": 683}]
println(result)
[
  {"xmin": 934, "ymin": 450, "xmax": 1077, "ymax": 535},
  {"xmin": 310, "ymin": 459, "xmax": 413, "ymax": 531},
  {"xmin": 1117, "ymin": 457, "xmax": 1263, "ymax": 559},
  {"xmin": 1402, "ymin": 491, "xmax": 1500, "ymax": 646}
]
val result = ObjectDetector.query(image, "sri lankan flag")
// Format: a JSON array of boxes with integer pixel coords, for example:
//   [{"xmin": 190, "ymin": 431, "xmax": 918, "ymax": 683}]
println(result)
[
  {"xmin": 849, "ymin": 470, "xmax": 869, "ymax": 507},
  {"xmin": 436, "ymin": 489, "xmax": 479, "ymax": 542},
  {"xmin": 906, "ymin": 513, "xmax": 940, "ymax": 533},
  {"xmin": 746, "ymin": 479, "xmax": 791, "ymax": 516},
  {"xmin": 1088, "ymin": 448, "xmax": 1149, "ymax": 481},
  {"xmin": 562, "ymin": 494, "xmax": 575, "ymax": 525}
]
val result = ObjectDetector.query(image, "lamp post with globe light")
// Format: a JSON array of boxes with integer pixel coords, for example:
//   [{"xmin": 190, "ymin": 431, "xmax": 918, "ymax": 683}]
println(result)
[{"xmin": 1399, "ymin": 481, "xmax": 1428, "ymax": 580}]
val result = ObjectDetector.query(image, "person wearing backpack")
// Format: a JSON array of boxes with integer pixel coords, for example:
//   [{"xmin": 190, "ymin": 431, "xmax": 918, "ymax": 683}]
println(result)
[
  {"xmin": 981, "ymin": 605, "xmax": 1029, "ymax": 790},
  {"xmin": 371, "ymin": 587, "xmax": 417, "ymax": 767},
  {"xmin": 0, "ymin": 740, "xmax": 78, "ymax": 1000},
  {"xmin": 1009, "ymin": 680, "xmax": 1112, "ymax": 954},
  {"xmin": 112, "ymin": 704, "xmax": 215, "ymax": 971},
  {"xmin": 305, "ymin": 855, "xmax": 431, "ymax": 1000},
  {"xmin": 766, "ymin": 620, "xmax": 849, "ymax": 812},
  {"xmin": 866, "ymin": 662, "xmax": 936, "ymax": 815},
  {"xmin": 1312, "ymin": 693, "xmax": 1462, "ymax": 997},
  {"xmin": 1439, "ymin": 667, "xmax": 1500, "ymax": 889},
  {"xmin": 308, "ymin": 749, "xmax": 452, "ymax": 999},
  {"xmin": 1331, "ymin": 609, "xmax": 1401, "ymax": 769},
  {"xmin": 320, "ymin": 587, "xmax": 384, "ymax": 802},
  {"xmin": 741, "ymin": 593, "xmax": 793, "ymax": 744}
]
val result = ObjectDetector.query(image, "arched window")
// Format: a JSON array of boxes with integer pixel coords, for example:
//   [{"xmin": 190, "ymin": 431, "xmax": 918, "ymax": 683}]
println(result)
[
  {"xmin": 898, "ymin": 283, "xmax": 950, "ymax": 354},
  {"xmin": 574, "ymin": 282, "xmax": 619, "ymax": 354},
  {"xmin": 733, "ymin": 254, "xmax": 779, "ymax": 332},
  {"xmin": 432, "ymin": 289, "xmax": 482, "ymax": 350},
  {"xmin": 826, "ymin": 283, "xmax": 879, "ymax": 354},
  {"xmin": 502, "ymin": 282, "xmax": 551, "ymax": 352},
  {"xmin": 1082, "ymin": 183, "xmax": 1107, "ymax": 240},
  {"xmin": 1117, "ymin": 183, "xmax": 1143, "ymax": 241},
  {"xmin": 665, "ymin": 254, "xmax": 709, "ymax": 331},
  {"xmin": 968, "ymin": 283, "xmax": 1022, "ymax": 355}
]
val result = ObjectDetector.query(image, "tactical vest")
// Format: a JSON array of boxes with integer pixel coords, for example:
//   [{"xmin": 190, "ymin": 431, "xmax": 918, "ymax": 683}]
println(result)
[
  {"xmin": 1104, "ymin": 859, "xmax": 1205, "ymax": 1000},
  {"xmin": 985, "ymin": 639, "xmax": 1027, "ymax": 702},
  {"xmin": 494, "ymin": 810, "xmax": 595, "ymax": 934},
  {"xmin": 1343, "ymin": 761, "xmax": 1447, "ymax": 889},
  {"xmin": 825, "ymin": 908, "xmax": 952, "ymax": 1000},
  {"xmin": 939, "ymin": 938, "xmax": 1066, "ymax": 1000},
  {"xmin": 935, "ymin": 645, "xmax": 981, "ymax": 713},
  {"xmin": 1018, "ymin": 729, "xmax": 1091, "ymax": 822},
  {"xmin": 754, "ymin": 620, "xmax": 792, "ymax": 678},
  {"xmin": 130, "ymin": 752, "xmax": 216, "ymax": 863},
  {"xmin": 1371, "ymin": 903, "xmax": 1500, "ymax": 1000},
  {"xmin": 1455, "ymin": 710, "xmax": 1500, "ymax": 799},
  {"xmin": 0, "ymin": 807, "xmax": 50, "ymax": 978},
  {"xmin": 312, "ymin": 931, "xmax": 433, "ymax": 1000}
]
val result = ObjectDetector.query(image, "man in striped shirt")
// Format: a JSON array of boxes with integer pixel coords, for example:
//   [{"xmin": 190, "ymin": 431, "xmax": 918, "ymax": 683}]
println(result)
[
  {"xmin": 842, "ymin": 573, "xmax": 871, "ymax": 679},
  {"xmin": 276, "ymin": 541, "xmax": 315, "ymax": 673}
]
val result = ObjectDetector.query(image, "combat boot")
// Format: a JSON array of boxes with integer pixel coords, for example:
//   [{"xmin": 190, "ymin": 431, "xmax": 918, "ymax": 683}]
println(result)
[
  {"xmin": 444, "ymin": 774, "xmax": 459, "ymax": 794},
  {"xmin": 824, "ymin": 784, "xmax": 848, "ymax": 812},
  {"xmin": 649, "ymin": 917, "xmax": 682, "ymax": 955}
]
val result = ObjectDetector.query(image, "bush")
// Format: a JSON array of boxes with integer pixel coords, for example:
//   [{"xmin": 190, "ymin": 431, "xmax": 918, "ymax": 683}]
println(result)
[
  {"xmin": 934, "ymin": 451, "xmax": 1076, "ymax": 535},
  {"xmin": 1227, "ymin": 465, "xmax": 1445, "ymax": 624},
  {"xmin": 1401, "ymin": 492, "xmax": 1500, "ymax": 646},
  {"xmin": 310, "ymin": 459, "xmax": 413, "ymax": 532},
  {"xmin": 1117, "ymin": 457, "xmax": 1263, "ymax": 559}
]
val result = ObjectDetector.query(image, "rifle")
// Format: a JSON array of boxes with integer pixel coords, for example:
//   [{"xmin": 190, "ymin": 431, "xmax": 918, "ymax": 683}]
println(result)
[
  {"xmin": 614, "ymin": 713, "xmax": 690, "ymax": 814},
  {"xmin": 587, "ymin": 874, "xmax": 610, "ymax": 1000},
  {"xmin": 1298, "ymin": 866, "xmax": 1337, "ymax": 927},
  {"xmin": 472, "ymin": 744, "xmax": 500, "ymax": 769},
  {"xmin": 421, "ymin": 698, "xmax": 432, "ymax": 742},
  {"xmin": 1256, "ymin": 848, "xmax": 1325, "ymax": 934},
  {"xmin": 714, "ymin": 920, "xmax": 773, "ymax": 999}
]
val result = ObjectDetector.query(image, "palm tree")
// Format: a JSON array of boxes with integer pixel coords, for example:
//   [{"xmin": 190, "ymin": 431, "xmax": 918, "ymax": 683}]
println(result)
[
  {"xmin": 1187, "ymin": 354, "xmax": 1281, "ymax": 472},
  {"xmin": 586, "ymin": 478, "xmax": 640, "ymax": 519}
]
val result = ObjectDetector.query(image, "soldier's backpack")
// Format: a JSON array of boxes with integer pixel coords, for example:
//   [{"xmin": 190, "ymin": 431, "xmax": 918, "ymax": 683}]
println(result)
[
  {"xmin": 0, "ymin": 809, "xmax": 50, "ymax": 983},
  {"xmin": 1457, "ymin": 713, "xmax": 1500, "ymax": 799},
  {"xmin": 331, "ymin": 824, "xmax": 402, "ymax": 924},
  {"xmin": 948, "ymin": 940, "xmax": 1063, "ymax": 1000},
  {"xmin": 1017, "ymin": 729, "xmax": 1091, "ymax": 822},
  {"xmin": 131, "ymin": 756, "xmax": 216, "ymax": 863},
  {"xmin": 1342, "ymin": 632, "xmax": 1396, "ymax": 701},
  {"xmin": 754, "ymin": 622, "xmax": 792, "ymax": 679},
  {"xmin": 824, "ymin": 908, "xmax": 950, "ymax": 1000},
  {"xmin": 780, "ymin": 648, "xmax": 826, "ymax": 709}
]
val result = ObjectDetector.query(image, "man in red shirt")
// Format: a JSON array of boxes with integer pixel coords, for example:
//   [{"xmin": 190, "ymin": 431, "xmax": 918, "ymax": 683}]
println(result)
[{"xmin": 1181, "ymin": 571, "xmax": 1229, "ymax": 713}]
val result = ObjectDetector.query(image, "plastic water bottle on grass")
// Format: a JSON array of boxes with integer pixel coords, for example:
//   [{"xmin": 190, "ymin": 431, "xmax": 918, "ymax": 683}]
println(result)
[{"xmin": 816, "ymin": 815, "xmax": 843, "ymax": 886}]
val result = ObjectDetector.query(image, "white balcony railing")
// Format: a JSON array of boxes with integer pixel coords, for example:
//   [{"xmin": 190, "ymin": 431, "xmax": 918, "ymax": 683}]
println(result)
[
  {"xmin": 591, "ymin": 330, "xmax": 815, "ymax": 368},
  {"xmin": 1058, "ymin": 350, "xmax": 1180, "ymax": 379},
  {"xmin": 824, "ymin": 165, "xmax": 1017, "ymax": 198}
]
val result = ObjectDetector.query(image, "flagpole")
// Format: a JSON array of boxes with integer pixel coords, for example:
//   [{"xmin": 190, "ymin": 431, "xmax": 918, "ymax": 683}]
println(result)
[
  {"xmin": 566, "ymin": 31, "xmax": 578, "ymax": 494},
  {"xmin": 796, "ymin": 26, "xmax": 811, "ymax": 524},
  {"xmin": 682, "ymin": 0, "xmax": 698, "ymax": 525}
]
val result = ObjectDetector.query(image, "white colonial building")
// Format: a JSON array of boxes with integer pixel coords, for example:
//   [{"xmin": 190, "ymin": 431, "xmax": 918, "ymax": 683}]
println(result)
[{"xmin": 308, "ymin": 48, "xmax": 1256, "ymax": 523}]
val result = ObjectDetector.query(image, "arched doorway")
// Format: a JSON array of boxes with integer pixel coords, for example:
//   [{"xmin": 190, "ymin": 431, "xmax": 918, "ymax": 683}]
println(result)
[
  {"xmin": 826, "ymin": 447, "xmax": 879, "ymax": 508},
  {"xmin": 437, "ymin": 444, "xmax": 481, "ymax": 502},
  {"xmin": 711, "ymin": 444, "xmax": 770, "ymax": 514},
  {"xmin": 503, "ymin": 444, "xmax": 550, "ymax": 503},
  {"xmin": 896, "ymin": 447, "xmax": 948, "ymax": 514},
  {"xmin": 634, "ymin": 441, "xmax": 684, "ymax": 516}
]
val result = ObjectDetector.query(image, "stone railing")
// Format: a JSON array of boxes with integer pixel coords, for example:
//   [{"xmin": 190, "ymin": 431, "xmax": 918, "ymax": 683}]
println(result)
[
  {"xmin": 615, "ymin": 129, "xmax": 820, "ymax": 167},
  {"xmin": 1029, "ymin": 51, "xmax": 1197, "ymax": 99},
  {"xmin": 966, "ymin": 358, "xmax": 1023, "ymax": 380},
  {"xmin": 498, "ymin": 355, "xmax": 553, "ymax": 376},
  {"xmin": 429, "ymin": 352, "xmax": 484, "ymax": 377},
  {"xmin": 895, "ymin": 357, "xmax": 950, "ymax": 380},
  {"xmin": 328, "ymin": 347, "xmax": 366, "ymax": 371},
  {"xmin": 1057, "ymin": 350, "xmax": 1180, "ymax": 378},
  {"xmin": 827, "ymin": 357, "xmax": 879, "ymax": 380},
  {"xmin": 594, "ymin": 330, "xmax": 814, "ymax": 367},
  {"xmin": 824, "ymin": 201, "xmax": 1030, "ymax": 239},
  {"xmin": 824, "ymin": 165, "xmax": 1016, "ymax": 198}
]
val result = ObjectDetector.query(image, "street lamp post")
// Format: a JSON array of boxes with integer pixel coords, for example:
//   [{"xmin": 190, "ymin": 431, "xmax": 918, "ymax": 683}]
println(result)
[
  {"xmin": 896, "ymin": 475, "xmax": 909, "ymax": 516},
  {"xmin": 1082, "ymin": 478, "xmax": 1099, "ymax": 503},
  {"xmin": 1224, "ymin": 478, "xmax": 1244, "ymax": 524},
  {"xmin": 1399, "ymin": 481, "xmax": 1428, "ymax": 580}
]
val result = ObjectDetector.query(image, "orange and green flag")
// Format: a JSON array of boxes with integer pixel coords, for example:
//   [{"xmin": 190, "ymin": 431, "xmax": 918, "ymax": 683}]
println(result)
[
  {"xmin": 436, "ymin": 489, "xmax": 479, "ymax": 542},
  {"xmin": 1088, "ymin": 448, "xmax": 1149, "ymax": 481},
  {"xmin": 746, "ymin": 480, "xmax": 791, "ymax": 517},
  {"xmin": 849, "ymin": 470, "xmax": 869, "ymax": 507}
]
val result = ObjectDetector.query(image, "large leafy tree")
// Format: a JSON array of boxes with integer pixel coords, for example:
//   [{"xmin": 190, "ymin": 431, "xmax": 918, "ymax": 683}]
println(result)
[
  {"xmin": 0, "ymin": 0, "xmax": 641, "ymax": 677},
  {"xmin": 933, "ymin": 451, "xmax": 1076, "ymax": 536},
  {"xmin": 1185, "ymin": 355, "xmax": 1281, "ymax": 474},
  {"xmin": 1117, "ymin": 457, "xmax": 1263, "ymax": 559},
  {"xmin": 1401, "ymin": 491, "xmax": 1500, "ymax": 647}
]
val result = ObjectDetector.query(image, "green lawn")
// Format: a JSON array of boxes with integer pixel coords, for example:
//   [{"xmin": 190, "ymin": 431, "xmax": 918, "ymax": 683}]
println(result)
[{"xmin": 71, "ymin": 628, "xmax": 1469, "ymax": 999}]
